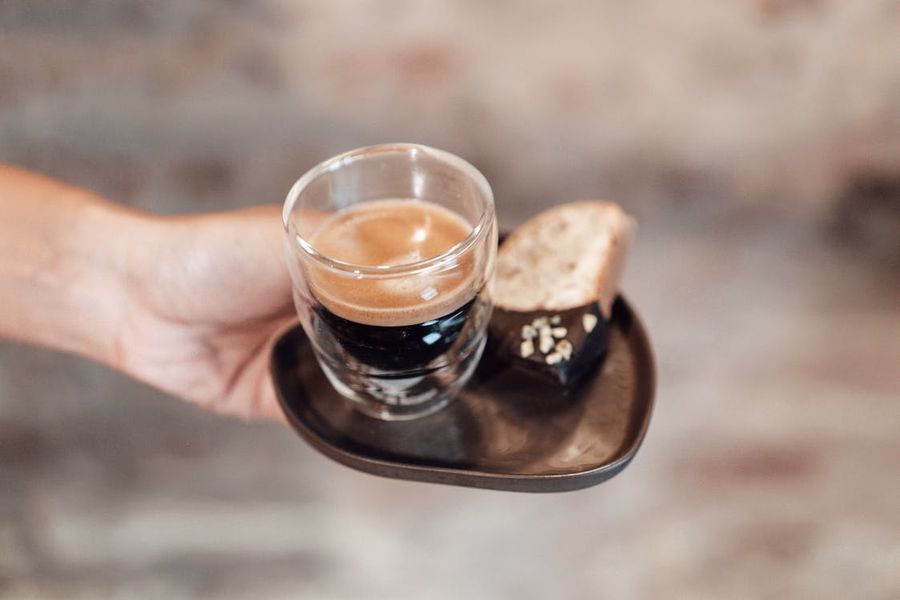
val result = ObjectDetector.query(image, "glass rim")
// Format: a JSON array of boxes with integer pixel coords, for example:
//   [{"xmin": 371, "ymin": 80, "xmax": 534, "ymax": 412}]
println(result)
[{"xmin": 283, "ymin": 143, "xmax": 495, "ymax": 277}]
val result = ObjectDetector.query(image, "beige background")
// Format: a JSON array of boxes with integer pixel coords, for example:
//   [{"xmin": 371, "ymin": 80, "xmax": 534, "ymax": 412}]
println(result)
[{"xmin": 1, "ymin": 1, "xmax": 898, "ymax": 598}]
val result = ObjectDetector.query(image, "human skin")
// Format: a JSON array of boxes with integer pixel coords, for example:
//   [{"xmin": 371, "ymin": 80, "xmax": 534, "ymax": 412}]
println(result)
[{"xmin": 0, "ymin": 163, "xmax": 318, "ymax": 422}]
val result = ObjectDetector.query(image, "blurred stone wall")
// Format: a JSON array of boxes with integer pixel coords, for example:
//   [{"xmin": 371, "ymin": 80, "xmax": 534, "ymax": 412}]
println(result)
[
  {"xmin": 1, "ymin": 3, "xmax": 899, "ymax": 599},
  {"xmin": 1, "ymin": 0, "xmax": 897, "ymax": 224}
]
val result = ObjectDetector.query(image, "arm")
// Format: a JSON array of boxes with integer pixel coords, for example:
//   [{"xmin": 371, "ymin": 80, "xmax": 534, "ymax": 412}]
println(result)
[
  {"xmin": 0, "ymin": 164, "xmax": 301, "ymax": 421},
  {"xmin": 0, "ymin": 164, "xmax": 143, "ymax": 363}
]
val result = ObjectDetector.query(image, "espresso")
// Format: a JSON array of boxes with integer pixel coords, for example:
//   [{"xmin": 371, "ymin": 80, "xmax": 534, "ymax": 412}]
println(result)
[
  {"xmin": 305, "ymin": 199, "xmax": 484, "ymax": 371},
  {"xmin": 315, "ymin": 297, "xmax": 478, "ymax": 372}
]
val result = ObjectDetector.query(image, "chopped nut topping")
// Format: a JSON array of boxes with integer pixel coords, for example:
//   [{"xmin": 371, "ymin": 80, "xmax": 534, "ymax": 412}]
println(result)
[
  {"xmin": 551, "ymin": 327, "xmax": 567, "ymax": 338},
  {"xmin": 539, "ymin": 333, "xmax": 554, "ymax": 354},
  {"xmin": 521, "ymin": 324, "xmax": 537, "ymax": 340},
  {"xmin": 533, "ymin": 316, "xmax": 549, "ymax": 328},
  {"xmin": 582, "ymin": 313, "xmax": 598, "ymax": 333},
  {"xmin": 556, "ymin": 339, "xmax": 573, "ymax": 360},
  {"xmin": 545, "ymin": 352, "xmax": 563, "ymax": 365},
  {"xmin": 550, "ymin": 315, "xmax": 561, "ymax": 325},
  {"xmin": 520, "ymin": 339, "xmax": 535, "ymax": 358}
]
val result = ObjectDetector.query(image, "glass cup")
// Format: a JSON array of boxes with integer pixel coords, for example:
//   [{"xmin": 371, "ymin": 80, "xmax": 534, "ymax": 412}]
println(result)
[{"xmin": 283, "ymin": 144, "xmax": 497, "ymax": 420}]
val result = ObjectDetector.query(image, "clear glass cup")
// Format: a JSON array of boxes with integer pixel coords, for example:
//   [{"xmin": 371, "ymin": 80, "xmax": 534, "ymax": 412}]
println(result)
[{"xmin": 283, "ymin": 144, "xmax": 497, "ymax": 420}]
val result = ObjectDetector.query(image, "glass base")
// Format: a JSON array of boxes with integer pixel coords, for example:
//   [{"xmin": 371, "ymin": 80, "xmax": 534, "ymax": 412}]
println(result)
[{"xmin": 317, "ymin": 337, "xmax": 486, "ymax": 421}]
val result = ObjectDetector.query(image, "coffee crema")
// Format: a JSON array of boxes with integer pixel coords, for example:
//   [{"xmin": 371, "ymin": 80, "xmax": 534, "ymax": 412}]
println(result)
[{"xmin": 305, "ymin": 199, "xmax": 478, "ymax": 327}]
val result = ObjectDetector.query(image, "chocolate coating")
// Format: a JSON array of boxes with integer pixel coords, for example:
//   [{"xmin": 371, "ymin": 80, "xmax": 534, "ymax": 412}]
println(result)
[{"xmin": 488, "ymin": 303, "xmax": 609, "ymax": 388}]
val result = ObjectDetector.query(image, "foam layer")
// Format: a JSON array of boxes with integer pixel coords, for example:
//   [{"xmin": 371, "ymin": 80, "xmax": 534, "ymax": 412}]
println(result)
[{"xmin": 306, "ymin": 199, "xmax": 479, "ymax": 326}]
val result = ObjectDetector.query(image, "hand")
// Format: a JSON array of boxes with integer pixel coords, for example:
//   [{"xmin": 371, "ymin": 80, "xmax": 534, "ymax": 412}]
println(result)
[
  {"xmin": 114, "ymin": 206, "xmax": 307, "ymax": 422},
  {"xmin": 0, "ymin": 165, "xmax": 308, "ymax": 422}
]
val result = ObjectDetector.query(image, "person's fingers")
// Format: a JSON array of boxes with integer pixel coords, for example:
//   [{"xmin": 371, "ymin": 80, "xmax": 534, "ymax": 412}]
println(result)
[
  {"xmin": 212, "ymin": 350, "xmax": 288, "ymax": 424},
  {"xmin": 255, "ymin": 375, "xmax": 289, "ymax": 423},
  {"xmin": 244, "ymin": 317, "xmax": 297, "ymax": 423}
]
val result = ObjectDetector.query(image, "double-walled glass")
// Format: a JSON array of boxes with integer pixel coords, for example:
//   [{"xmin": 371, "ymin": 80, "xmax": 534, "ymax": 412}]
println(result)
[{"xmin": 283, "ymin": 144, "xmax": 497, "ymax": 420}]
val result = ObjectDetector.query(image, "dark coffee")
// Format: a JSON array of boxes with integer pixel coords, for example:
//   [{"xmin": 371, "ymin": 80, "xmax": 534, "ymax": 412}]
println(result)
[
  {"xmin": 304, "ymin": 199, "xmax": 484, "ymax": 374},
  {"xmin": 314, "ymin": 297, "xmax": 479, "ymax": 373}
]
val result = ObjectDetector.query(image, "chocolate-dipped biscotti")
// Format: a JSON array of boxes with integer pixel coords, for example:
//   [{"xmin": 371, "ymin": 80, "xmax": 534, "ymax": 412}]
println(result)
[{"xmin": 489, "ymin": 201, "xmax": 635, "ymax": 387}]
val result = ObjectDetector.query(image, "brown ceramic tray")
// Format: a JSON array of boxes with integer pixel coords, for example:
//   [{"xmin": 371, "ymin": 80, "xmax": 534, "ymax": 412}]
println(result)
[{"xmin": 272, "ymin": 296, "xmax": 655, "ymax": 493}]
